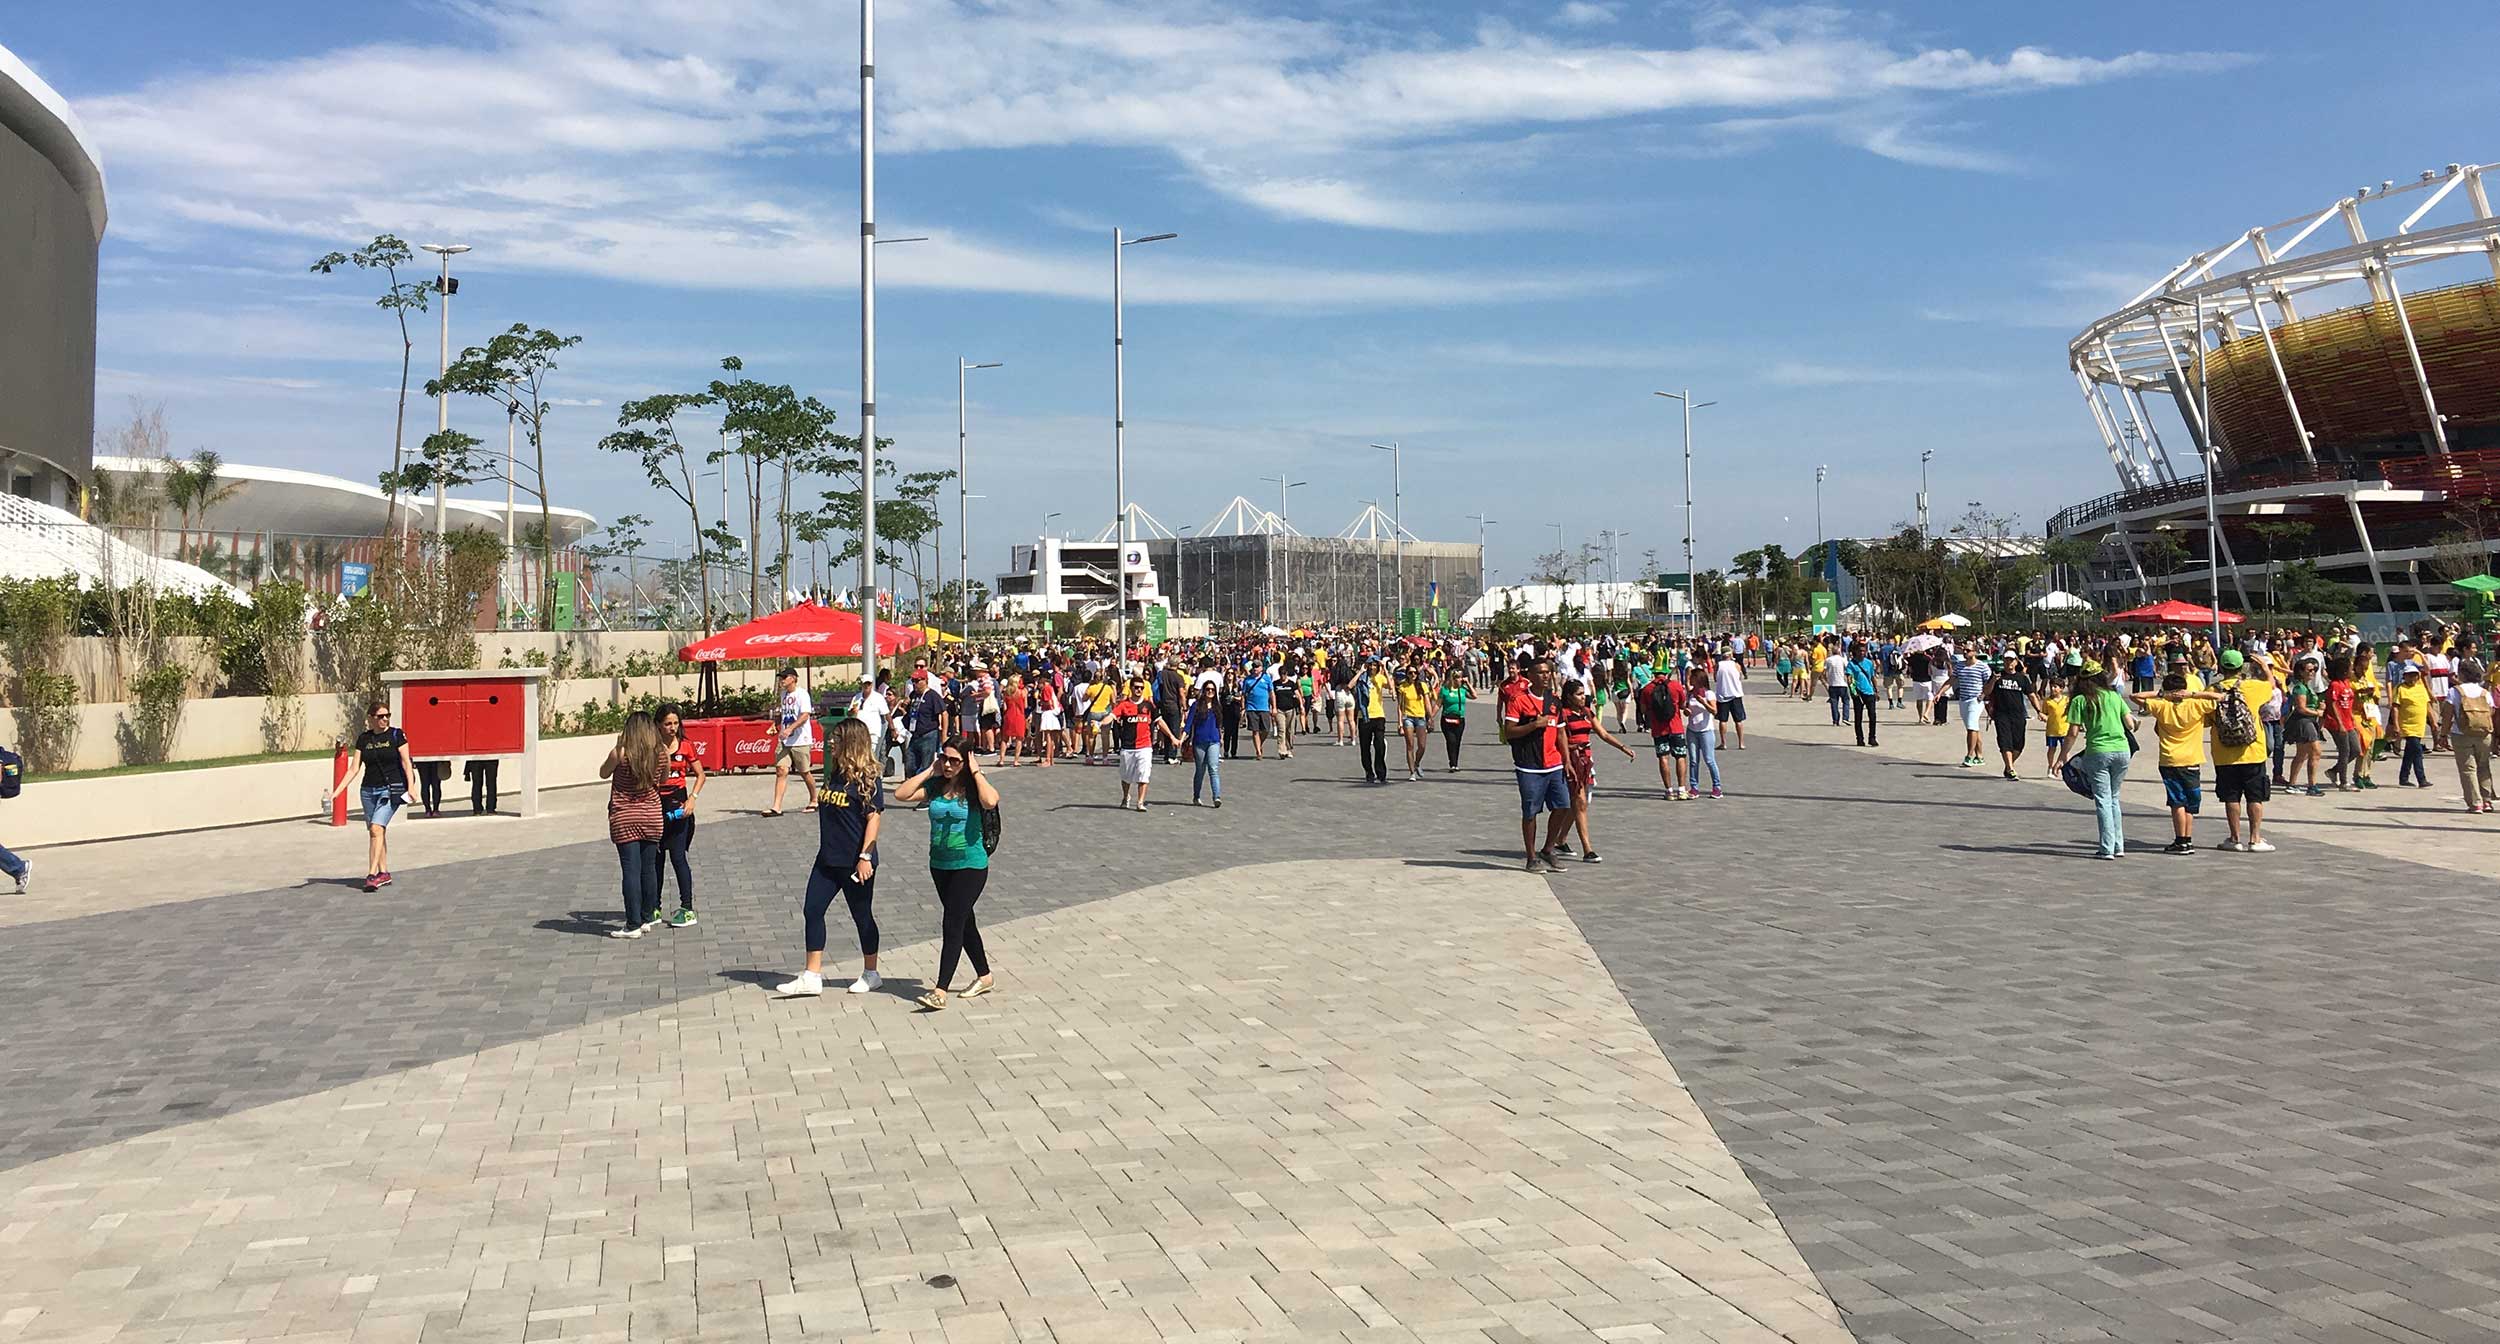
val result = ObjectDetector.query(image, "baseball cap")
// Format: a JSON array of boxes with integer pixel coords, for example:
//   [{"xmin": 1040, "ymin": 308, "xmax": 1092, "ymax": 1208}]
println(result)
[{"xmin": 2219, "ymin": 650, "xmax": 2245, "ymax": 670}]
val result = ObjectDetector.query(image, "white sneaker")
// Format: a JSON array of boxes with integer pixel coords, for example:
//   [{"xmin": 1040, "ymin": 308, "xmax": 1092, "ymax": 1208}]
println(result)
[
  {"xmin": 2246, "ymin": 839, "xmax": 2276, "ymax": 853},
  {"xmin": 776, "ymin": 971, "xmax": 824, "ymax": 997},
  {"xmin": 2214, "ymin": 839, "xmax": 2244, "ymax": 852},
  {"xmin": 848, "ymin": 970, "xmax": 882, "ymax": 994},
  {"xmin": 609, "ymin": 924, "xmax": 643, "ymax": 939},
  {"xmin": 10, "ymin": 863, "xmax": 23, "ymax": 894}
]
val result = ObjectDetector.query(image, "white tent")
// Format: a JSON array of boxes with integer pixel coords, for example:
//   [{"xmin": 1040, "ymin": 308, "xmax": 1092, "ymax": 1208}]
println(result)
[
  {"xmin": 1838, "ymin": 601, "xmax": 1897, "ymax": 621},
  {"xmin": 0, "ymin": 493, "xmax": 250, "ymax": 604},
  {"xmin": 2029, "ymin": 590, "xmax": 2093, "ymax": 612}
]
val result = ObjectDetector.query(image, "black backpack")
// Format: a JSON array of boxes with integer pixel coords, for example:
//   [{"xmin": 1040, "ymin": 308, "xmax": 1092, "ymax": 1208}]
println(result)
[
  {"xmin": 0, "ymin": 745, "xmax": 20, "ymax": 799},
  {"xmin": 977, "ymin": 798, "xmax": 1004, "ymax": 854}
]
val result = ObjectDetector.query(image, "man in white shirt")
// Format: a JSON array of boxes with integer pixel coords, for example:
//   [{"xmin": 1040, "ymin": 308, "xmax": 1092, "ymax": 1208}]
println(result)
[
  {"xmin": 2425, "ymin": 648, "xmax": 2456, "ymax": 751},
  {"xmin": 1712, "ymin": 650, "xmax": 1749, "ymax": 748},
  {"xmin": 1823, "ymin": 646, "xmax": 1852, "ymax": 726},
  {"xmin": 851, "ymin": 675, "xmax": 893, "ymax": 777},
  {"xmin": 768, "ymin": 666, "xmax": 816, "ymax": 815}
]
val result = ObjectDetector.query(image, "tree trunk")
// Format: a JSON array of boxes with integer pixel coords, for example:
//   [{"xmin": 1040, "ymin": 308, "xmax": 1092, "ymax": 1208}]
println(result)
[
  {"xmin": 777, "ymin": 457, "xmax": 793, "ymax": 614},
  {"xmin": 746, "ymin": 451, "xmax": 763, "ymax": 620},
  {"xmin": 534, "ymin": 422, "xmax": 556, "ymax": 629}
]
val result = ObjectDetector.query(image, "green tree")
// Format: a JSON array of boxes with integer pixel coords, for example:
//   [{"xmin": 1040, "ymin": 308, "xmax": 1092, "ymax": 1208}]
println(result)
[
  {"xmin": 2139, "ymin": 531, "xmax": 2189, "ymax": 594},
  {"xmin": 599, "ymin": 391, "xmax": 721, "ymax": 632},
  {"xmin": 712, "ymin": 357, "xmax": 843, "ymax": 618},
  {"xmin": 2040, "ymin": 536, "xmax": 2095, "ymax": 601},
  {"xmin": 416, "ymin": 324, "xmax": 584, "ymax": 627},
  {"xmin": 311, "ymin": 235, "xmax": 431, "ymax": 544},
  {"xmin": 2276, "ymin": 560, "xmax": 2355, "ymax": 621}
]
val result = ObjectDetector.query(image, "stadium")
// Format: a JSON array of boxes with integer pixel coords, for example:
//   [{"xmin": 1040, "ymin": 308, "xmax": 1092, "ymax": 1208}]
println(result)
[{"xmin": 2051, "ymin": 160, "xmax": 2500, "ymax": 626}]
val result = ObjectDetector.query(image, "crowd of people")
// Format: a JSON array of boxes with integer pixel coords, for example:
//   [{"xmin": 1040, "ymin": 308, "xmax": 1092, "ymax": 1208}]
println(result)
[{"xmin": 290, "ymin": 610, "xmax": 2498, "ymax": 1011}]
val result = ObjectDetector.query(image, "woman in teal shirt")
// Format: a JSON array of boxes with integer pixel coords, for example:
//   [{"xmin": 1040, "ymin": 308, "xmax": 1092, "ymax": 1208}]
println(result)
[
  {"xmin": 896, "ymin": 734, "xmax": 1002, "ymax": 1009},
  {"xmin": 1437, "ymin": 677, "xmax": 1471, "ymax": 771},
  {"xmin": 2061, "ymin": 663, "xmax": 2135, "ymax": 859}
]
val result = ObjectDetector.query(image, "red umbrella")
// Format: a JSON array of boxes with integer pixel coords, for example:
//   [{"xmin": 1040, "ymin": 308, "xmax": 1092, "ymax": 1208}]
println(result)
[
  {"xmin": 2104, "ymin": 599, "xmax": 2244, "ymax": 626},
  {"xmin": 678, "ymin": 602, "xmax": 929, "ymax": 662}
]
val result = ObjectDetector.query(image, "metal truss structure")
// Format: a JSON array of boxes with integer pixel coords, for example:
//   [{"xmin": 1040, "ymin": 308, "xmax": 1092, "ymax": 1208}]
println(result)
[{"xmin": 2054, "ymin": 159, "xmax": 2500, "ymax": 621}]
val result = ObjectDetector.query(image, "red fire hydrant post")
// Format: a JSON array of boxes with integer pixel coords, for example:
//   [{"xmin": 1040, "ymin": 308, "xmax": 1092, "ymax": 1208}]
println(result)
[{"xmin": 331, "ymin": 746, "xmax": 352, "ymax": 827}]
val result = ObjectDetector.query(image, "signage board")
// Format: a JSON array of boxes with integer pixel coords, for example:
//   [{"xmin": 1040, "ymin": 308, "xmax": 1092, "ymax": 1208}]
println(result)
[
  {"xmin": 340, "ymin": 561, "xmax": 371, "ymax": 598},
  {"xmin": 1810, "ymin": 590, "xmax": 1837, "ymax": 635}
]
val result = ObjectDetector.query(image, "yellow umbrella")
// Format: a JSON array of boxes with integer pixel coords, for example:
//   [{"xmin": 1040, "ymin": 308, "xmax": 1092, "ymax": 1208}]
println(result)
[{"xmin": 907, "ymin": 625, "xmax": 966, "ymax": 644}]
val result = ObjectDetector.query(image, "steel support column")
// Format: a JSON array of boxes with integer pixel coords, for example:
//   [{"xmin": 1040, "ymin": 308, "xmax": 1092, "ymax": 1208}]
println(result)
[
  {"xmin": 2342, "ymin": 492, "xmax": 2397, "ymax": 616},
  {"xmin": 2377, "ymin": 254, "xmax": 2452, "ymax": 457},
  {"xmin": 2245, "ymin": 281, "xmax": 2318, "ymax": 466}
]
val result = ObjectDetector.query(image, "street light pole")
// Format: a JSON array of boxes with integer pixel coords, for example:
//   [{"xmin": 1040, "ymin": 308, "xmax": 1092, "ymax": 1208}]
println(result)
[
  {"xmin": 1262, "ymin": 474, "xmax": 1306, "ymax": 626},
  {"xmin": 1655, "ymin": 390, "xmax": 1715, "ymax": 632},
  {"xmin": 1113, "ymin": 227, "xmax": 1179, "ymax": 663},
  {"xmin": 1814, "ymin": 465, "xmax": 1829, "ymax": 594},
  {"xmin": 418, "ymin": 242, "xmax": 469, "ymax": 537},
  {"xmin": 857, "ymin": 0, "xmax": 881, "ymax": 681},
  {"xmin": 1370, "ymin": 442, "xmax": 1402, "ymax": 629},
  {"xmin": 1918, "ymin": 449, "xmax": 1935, "ymax": 535},
  {"xmin": 958, "ymin": 358, "xmax": 1003, "ymax": 643},
  {"xmin": 2154, "ymin": 293, "xmax": 2226, "ymax": 654}
]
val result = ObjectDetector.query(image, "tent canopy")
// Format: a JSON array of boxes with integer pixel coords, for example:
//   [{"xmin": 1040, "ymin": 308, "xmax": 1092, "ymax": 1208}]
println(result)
[
  {"xmin": 2449, "ymin": 574, "xmax": 2500, "ymax": 594},
  {"xmin": 678, "ymin": 601, "xmax": 928, "ymax": 662},
  {"xmin": 2029, "ymin": 590, "xmax": 2093, "ymax": 611},
  {"xmin": 2104, "ymin": 599, "xmax": 2243, "ymax": 626}
]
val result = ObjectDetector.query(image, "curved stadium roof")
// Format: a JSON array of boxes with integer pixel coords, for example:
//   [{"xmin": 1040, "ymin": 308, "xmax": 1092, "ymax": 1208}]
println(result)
[{"xmin": 90, "ymin": 456, "xmax": 599, "ymax": 546}]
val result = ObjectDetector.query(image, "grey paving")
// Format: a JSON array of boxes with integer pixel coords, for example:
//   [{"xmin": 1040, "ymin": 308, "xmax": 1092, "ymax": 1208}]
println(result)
[{"xmin": 10, "ymin": 690, "xmax": 2500, "ymax": 1342}]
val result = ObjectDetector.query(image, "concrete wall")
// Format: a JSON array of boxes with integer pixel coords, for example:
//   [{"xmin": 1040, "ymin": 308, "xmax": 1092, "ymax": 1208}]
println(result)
[
  {"xmin": 6, "ymin": 732, "xmax": 623, "ymax": 848},
  {"xmin": 0, "ymin": 115, "xmax": 98, "ymax": 490},
  {"xmin": 22, "ymin": 664, "xmax": 788, "ymax": 773}
]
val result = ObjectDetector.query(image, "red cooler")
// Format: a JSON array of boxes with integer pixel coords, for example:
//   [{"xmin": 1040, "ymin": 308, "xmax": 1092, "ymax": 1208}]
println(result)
[{"xmin": 717, "ymin": 718, "xmax": 782, "ymax": 772}]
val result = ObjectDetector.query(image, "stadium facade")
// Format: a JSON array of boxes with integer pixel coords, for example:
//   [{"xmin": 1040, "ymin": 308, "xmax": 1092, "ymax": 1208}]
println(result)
[
  {"xmin": 2051, "ymin": 161, "xmax": 2500, "ymax": 623},
  {"xmin": 0, "ymin": 44, "xmax": 104, "ymax": 513}
]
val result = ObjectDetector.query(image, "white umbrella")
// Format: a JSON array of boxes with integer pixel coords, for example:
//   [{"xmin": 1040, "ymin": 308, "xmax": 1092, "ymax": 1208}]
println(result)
[
  {"xmin": 1902, "ymin": 633, "xmax": 1944, "ymax": 654},
  {"xmin": 1259, "ymin": 624, "xmax": 1288, "ymax": 636},
  {"xmin": 2028, "ymin": 590, "xmax": 2093, "ymax": 612}
]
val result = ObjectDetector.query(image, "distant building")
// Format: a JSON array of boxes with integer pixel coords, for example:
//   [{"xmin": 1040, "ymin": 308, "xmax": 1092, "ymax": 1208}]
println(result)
[
  {"xmin": 0, "ymin": 44, "xmax": 105, "ymax": 513},
  {"xmin": 1460, "ymin": 582, "xmax": 1685, "ymax": 623}
]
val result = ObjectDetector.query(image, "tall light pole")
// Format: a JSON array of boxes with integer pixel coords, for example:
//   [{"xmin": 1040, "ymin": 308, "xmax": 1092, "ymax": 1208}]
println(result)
[
  {"xmin": 1468, "ymin": 513, "xmax": 1495, "ymax": 609},
  {"xmin": 1655, "ymin": 390, "xmax": 1714, "ymax": 632},
  {"xmin": 1918, "ymin": 449, "xmax": 1935, "ymax": 535},
  {"xmin": 1814, "ymin": 465, "xmax": 1829, "ymax": 592},
  {"xmin": 958, "ymin": 358, "xmax": 1003, "ymax": 642},
  {"xmin": 2152, "ymin": 293, "xmax": 2225, "ymax": 653},
  {"xmin": 856, "ymin": 0, "xmax": 882, "ymax": 680},
  {"xmin": 1368, "ymin": 442, "xmax": 1403, "ymax": 630},
  {"xmin": 1262, "ymin": 474, "xmax": 1306, "ymax": 626},
  {"xmin": 418, "ymin": 242, "xmax": 469, "ymax": 537},
  {"xmin": 1111, "ymin": 228, "xmax": 1179, "ymax": 661}
]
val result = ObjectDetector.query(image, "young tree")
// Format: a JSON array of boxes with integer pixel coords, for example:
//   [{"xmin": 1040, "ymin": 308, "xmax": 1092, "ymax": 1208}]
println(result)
[
  {"xmin": 598, "ymin": 393, "xmax": 719, "ymax": 632},
  {"xmin": 1528, "ymin": 549, "xmax": 1575, "ymax": 584},
  {"xmin": 311, "ymin": 236, "xmax": 431, "ymax": 542},
  {"xmin": 420, "ymin": 324, "xmax": 585, "ymax": 627},
  {"xmin": 604, "ymin": 513, "xmax": 651, "ymax": 621},
  {"xmin": 711, "ymin": 358, "xmax": 843, "ymax": 617}
]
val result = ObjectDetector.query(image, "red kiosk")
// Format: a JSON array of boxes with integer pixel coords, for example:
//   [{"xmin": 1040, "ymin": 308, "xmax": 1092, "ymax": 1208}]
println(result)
[
  {"xmin": 678, "ymin": 603, "xmax": 926, "ymax": 772},
  {"xmin": 381, "ymin": 667, "xmax": 551, "ymax": 816}
]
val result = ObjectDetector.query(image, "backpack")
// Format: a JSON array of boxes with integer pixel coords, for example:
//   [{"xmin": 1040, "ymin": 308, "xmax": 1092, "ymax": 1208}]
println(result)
[
  {"xmin": 2461, "ymin": 691, "xmax": 2495, "ymax": 740},
  {"xmin": 2213, "ymin": 679, "xmax": 2261, "ymax": 748},
  {"xmin": 1648, "ymin": 681, "xmax": 1684, "ymax": 733},
  {"xmin": 0, "ymin": 745, "xmax": 20, "ymax": 799}
]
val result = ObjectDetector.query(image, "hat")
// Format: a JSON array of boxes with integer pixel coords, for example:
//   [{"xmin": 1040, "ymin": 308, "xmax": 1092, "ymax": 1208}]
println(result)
[{"xmin": 2219, "ymin": 649, "xmax": 2245, "ymax": 671}]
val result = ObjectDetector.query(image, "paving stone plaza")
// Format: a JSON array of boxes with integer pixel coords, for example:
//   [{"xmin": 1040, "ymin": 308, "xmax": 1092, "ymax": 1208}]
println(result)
[{"xmin": 7, "ymin": 685, "xmax": 2500, "ymax": 1344}]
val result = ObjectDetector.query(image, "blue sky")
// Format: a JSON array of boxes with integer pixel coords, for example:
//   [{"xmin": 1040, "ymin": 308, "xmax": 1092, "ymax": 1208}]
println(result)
[{"xmin": 14, "ymin": 0, "xmax": 2494, "ymax": 588}]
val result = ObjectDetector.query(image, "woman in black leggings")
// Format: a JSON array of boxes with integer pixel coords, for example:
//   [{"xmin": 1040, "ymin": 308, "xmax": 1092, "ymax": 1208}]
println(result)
[
  {"xmin": 777, "ymin": 718, "xmax": 883, "ymax": 997},
  {"xmin": 656, "ymin": 704, "xmax": 706, "ymax": 927},
  {"xmin": 897, "ymin": 734, "xmax": 1001, "ymax": 1010}
]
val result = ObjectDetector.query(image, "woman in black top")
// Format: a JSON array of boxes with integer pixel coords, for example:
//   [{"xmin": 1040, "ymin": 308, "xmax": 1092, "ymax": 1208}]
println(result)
[{"xmin": 319, "ymin": 699, "xmax": 418, "ymax": 892}]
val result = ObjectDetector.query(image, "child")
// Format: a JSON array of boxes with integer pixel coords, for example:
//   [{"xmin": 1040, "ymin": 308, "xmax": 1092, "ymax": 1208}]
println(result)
[
  {"xmin": 2394, "ymin": 665, "xmax": 2433, "ymax": 788},
  {"xmin": 2041, "ymin": 675, "xmax": 2073, "ymax": 777}
]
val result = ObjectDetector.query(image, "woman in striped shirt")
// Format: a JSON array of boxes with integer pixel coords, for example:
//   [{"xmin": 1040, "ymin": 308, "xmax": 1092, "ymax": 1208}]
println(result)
[{"xmin": 1552, "ymin": 679, "xmax": 1635, "ymax": 865}]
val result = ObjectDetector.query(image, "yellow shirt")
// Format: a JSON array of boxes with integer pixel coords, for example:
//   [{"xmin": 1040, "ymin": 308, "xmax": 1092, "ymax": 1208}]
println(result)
[
  {"xmin": 1397, "ymin": 682, "xmax": 1431, "ymax": 718},
  {"xmin": 2395, "ymin": 681, "xmax": 2432, "ymax": 738},
  {"xmin": 2041, "ymin": 692, "xmax": 2070, "ymax": 738},
  {"xmin": 1365, "ymin": 672, "xmax": 1393, "ymax": 719},
  {"xmin": 2140, "ymin": 695, "xmax": 2213, "ymax": 769},
  {"xmin": 2212, "ymin": 676, "xmax": 2273, "ymax": 768}
]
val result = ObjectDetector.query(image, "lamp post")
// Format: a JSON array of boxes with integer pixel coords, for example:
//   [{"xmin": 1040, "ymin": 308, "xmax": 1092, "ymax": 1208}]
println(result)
[
  {"xmin": 1918, "ymin": 450, "xmax": 1935, "ymax": 535},
  {"xmin": 1814, "ymin": 465, "xmax": 1829, "ymax": 592},
  {"xmin": 1113, "ymin": 227, "xmax": 1180, "ymax": 664},
  {"xmin": 1468, "ymin": 513, "xmax": 1495, "ymax": 610},
  {"xmin": 1369, "ymin": 442, "xmax": 1403, "ymax": 630},
  {"xmin": 2151, "ymin": 293, "xmax": 2226, "ymax": 654},
  {"xmin": 418, "ymin": 242, "xmax": 469, "ymax": 537},
  {"xmin": 853, "ymin": 1, "xmax": 934, "ymax": 680},
  {"xmin": 958, "ymin": 358, "xmax": 1003, "ymax": 642},
  {"xmin": 1175, "ymin": 525, "xmax": 1196, "ymax": 619},
  {"xmin": 1655, "ymin": 390, "xmax": 1714, "ymax": 632},
  {"xmin": 1262, "ymin": 474, "xmax": 1307, "ymax": 626}
]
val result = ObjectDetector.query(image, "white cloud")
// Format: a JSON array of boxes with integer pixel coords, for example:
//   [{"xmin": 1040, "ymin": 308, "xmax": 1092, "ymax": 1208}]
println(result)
[
  {"xmin": 1761, "ymin": 360, "xmax": 2007, "ymax": 388},
  {"xmin": 1554, "ymin": 2, "xmax": 1621, "ymax": 28},
  {"xmin": 77, "ymin": 0, "xmax": 2240, "ymax": 274}
]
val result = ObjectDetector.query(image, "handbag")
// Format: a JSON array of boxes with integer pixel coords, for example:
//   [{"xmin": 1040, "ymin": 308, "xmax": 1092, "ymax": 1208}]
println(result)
[{"xmin": 2061, "ymin": 757, "xmax": 2094, "ymax": 798}]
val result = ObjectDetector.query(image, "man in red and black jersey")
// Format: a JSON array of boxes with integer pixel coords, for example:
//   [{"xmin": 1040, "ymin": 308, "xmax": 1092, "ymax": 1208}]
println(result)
[
  {"xmin": 1111, "ymin": 679, "xmax": 1178, "ymax": 812},
  {"xmin": 1500, "ymin": 654, "xmax": 1573, "ymax": 872}
]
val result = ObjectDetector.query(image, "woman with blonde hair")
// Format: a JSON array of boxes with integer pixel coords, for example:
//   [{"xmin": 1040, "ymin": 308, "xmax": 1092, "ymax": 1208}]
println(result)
[
  {"xmin": 777, "ymin": 717, "xmax": 885, "ymax": 996},
  {"xmin": 599, "ymin": 710, "xmax": 668, "ymax": 937}
]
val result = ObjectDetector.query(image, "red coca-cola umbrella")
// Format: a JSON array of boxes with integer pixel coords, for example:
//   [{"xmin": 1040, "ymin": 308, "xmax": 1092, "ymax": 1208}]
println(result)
[
  {"xmin": 2103, "ymin": 599, "xmax": 2244, "ymax": 626},
  {"xmin": 677, "ymin": 602, "xmax": 929, "ymax": 662}
]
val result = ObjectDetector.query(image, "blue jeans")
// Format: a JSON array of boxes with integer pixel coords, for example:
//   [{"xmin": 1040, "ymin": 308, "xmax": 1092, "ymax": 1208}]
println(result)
[
  {"xmin": 2265, "ymin": 720, "xmax": 2284, "ymax": 778},
  {"xmin": 617, "ymin": 839, "xmax": 661, "ymax": 926},
  {"xmin": 1828, "ymin": 685, "xmax": 1849, "ymax": 723},
  {"xmin": 1193, "ymin": 748, "xmax": 1221, "ymax": 801},
  {"xmin": 1686, "ymin": 727, "xmax": 1720, "ymax": 790},
  {"xmin": 2400, "ymin": 735, "xmax": 2428, "ymax": 786},
  {"xmin": 906, "ymin": 730, "xmax": 941, "ymax": 779},
  {"xmin": 0, "ymin": 840, "xmax": 23, "ymax": 881},
  {"xmin": 2079, "ymin": 749, "xmax": 2129, "ymax": 856}
]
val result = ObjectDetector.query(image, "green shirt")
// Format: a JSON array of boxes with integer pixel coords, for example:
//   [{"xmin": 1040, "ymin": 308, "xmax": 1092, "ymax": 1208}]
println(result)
[
  {"xmin": 926, "ymin": 793, "xmax": 989, "ymax": 871},
  {"xmin": 1438, "ymin": 685, "xmax": 1468, "ymax": 719},
  {"xmin": 2069, "ymin": 688, "xmax": 2131, "ymax": 755}
]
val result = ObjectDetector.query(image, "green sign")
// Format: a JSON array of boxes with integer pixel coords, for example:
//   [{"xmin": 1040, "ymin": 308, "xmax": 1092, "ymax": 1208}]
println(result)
[
  {"xmin": 1655, "ymin": 572, "xmax": 1691, "ymax": 589},
  {"xmin": 1144, "ymin": 605, "xmax": 1168, "ymax": 644},
  {"xmin": 1398, "ymin": 606, "xmax": 1424, "ymax": 635},
  {"xmin": 1809, "ymin": 590, "xmax": 1837, "ymax": 634},
  {"xmin": 551, "ymin": 572, "xmax": 580, "ymax": 631}
]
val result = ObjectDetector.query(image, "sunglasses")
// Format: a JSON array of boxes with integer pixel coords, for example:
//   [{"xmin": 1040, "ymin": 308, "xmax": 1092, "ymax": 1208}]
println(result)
[
  {"xmin": 371, "ymin": 711, "xmax": 391, "ymax": 718},
  {"xmin": 938, "ymin": 753, "xmax": 965, "ymax": 765}
]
